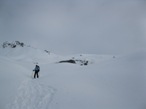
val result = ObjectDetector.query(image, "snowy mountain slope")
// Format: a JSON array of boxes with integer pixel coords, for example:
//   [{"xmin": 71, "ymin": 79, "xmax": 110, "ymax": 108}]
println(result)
[
  {"xmin": 0, "ymin": 42, "xmax": 146, "ymax": 109},
  {"xmin": 0, "ymin": 56, "xmax": 28, "ymax": 109},
  {"xmin": 7, "ymin": 79, "xmax": 56, "ymax": 109},
  {"xmin": 0, "ymin": 41, "xmax": 116, "ymax": 65},
  {"xmin": 0, "ymin": 41, "xmax": 63, "ymax": 64},
  {"xmin": 61, "ymin": 54, "xmax": 117, "ymax": 64},
  {"xmin": 45, "ymin": 52, "xmax": 146, "ymax": 109},
  {"xmin": 0, "ymin": 56, "xmax": 56, "ymax": 109}
]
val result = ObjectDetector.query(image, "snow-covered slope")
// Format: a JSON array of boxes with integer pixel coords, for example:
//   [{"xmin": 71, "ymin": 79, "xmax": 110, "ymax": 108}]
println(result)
[
  {"xmin": 0, "ymin": 56, "xmax": 56, "ymax": 109},
  {"xmin": 0, "ymin": 42, "xmax": 146, "ymax": 109},
  {"xmin": 0, "ymin": 41, "xmax": 62, "ymax": 64},
  {"xmin": 0, "ymin": 41, "xmax": 115, "ymax": 65}
]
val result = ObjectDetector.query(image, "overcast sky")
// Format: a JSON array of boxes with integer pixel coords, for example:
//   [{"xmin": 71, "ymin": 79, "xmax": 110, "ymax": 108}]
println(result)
[{"xmin": 0, "ymin": 0, "xmax": 146, "ymax": 55}]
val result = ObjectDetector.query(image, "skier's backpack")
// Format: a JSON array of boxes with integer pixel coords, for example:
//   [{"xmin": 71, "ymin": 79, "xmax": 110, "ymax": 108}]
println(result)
[{"xmin": 36, "ymin": 65, "xmax": 40, "ymax": 72}]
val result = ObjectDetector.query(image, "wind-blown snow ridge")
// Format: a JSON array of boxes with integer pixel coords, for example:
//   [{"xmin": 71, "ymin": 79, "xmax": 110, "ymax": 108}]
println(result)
[{"xmin": 7, "ymin": 79, "xmax": 56, "ymax": 109}]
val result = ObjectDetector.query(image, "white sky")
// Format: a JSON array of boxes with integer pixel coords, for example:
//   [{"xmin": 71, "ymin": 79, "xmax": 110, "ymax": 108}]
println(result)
[{"xmin": 0, "ymin": 0, "xmax": 146, "ymax": 55}]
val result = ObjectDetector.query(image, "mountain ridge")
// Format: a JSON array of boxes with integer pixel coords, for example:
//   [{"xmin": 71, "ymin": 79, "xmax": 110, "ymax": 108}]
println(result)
[{"xmin": 0, "ymin": 41, "xmax": 117, "ymax": 65}]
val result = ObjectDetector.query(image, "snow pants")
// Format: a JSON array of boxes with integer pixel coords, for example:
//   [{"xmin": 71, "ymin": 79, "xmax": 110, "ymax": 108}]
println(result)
[{"xmin": 34, "ymin": 71, "xmax": 39, "ymax": 78}]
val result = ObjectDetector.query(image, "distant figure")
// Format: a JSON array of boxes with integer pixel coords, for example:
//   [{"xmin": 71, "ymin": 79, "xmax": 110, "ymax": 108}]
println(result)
[{"xmin": 33, "ymin": 65, "xmax": 40, "ymax": 78}]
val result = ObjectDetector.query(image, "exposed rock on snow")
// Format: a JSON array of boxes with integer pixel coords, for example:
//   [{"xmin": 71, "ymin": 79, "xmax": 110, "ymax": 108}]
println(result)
[
  {"xmin": 2, "ymin": 41, "xmax": 25, "ymax": 48},
  {"xmin": 58, "ymin": 59, "xmax": 88, "ymax": 66}
]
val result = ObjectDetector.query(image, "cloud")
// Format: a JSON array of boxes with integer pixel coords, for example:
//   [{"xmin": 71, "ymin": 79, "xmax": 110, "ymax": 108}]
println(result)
[{"xmin": 0, "ymin": 0, "xmax": 146, "ymax": 54}]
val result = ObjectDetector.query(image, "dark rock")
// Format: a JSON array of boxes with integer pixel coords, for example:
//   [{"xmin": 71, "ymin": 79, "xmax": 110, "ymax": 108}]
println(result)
[{"xmin": 59, "ymin": 60, "xmax": 76, "ymax": 64}]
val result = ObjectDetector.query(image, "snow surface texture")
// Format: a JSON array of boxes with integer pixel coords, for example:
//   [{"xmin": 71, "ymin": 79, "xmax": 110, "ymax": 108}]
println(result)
[
  {"xmin": 0, "ymin": 45, "xmax": 146, "ymax": 109},
  {"xmin": 7, "ymin": 80, "xmax": 56, "ymax": 109}
]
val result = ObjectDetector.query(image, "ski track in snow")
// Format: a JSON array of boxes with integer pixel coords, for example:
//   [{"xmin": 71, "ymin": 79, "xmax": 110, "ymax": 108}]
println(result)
[{"xmin": 7, "ymin": 79, "xmax": 56, "ymax": 109}]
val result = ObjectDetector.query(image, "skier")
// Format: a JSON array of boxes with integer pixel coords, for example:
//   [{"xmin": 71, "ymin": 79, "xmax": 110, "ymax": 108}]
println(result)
[{"xmin": 33, "ymin": 65, "xmax": 40, "ymax": 78}]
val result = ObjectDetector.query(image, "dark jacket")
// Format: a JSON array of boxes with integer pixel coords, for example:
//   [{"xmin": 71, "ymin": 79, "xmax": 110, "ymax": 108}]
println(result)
[{"xmin": 33, "ymin": 65, "xmax": 40, "ymax": 72}]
